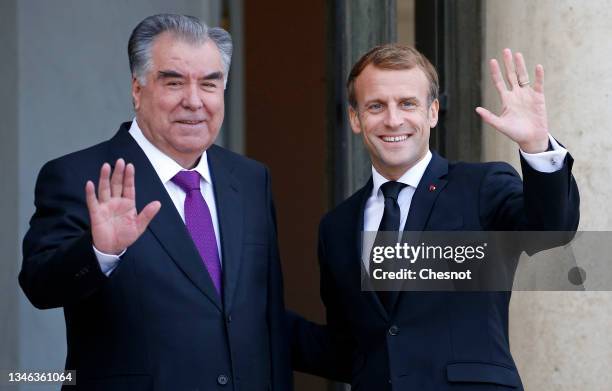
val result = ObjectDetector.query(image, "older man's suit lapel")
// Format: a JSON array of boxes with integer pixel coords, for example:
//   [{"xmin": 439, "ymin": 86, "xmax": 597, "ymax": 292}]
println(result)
[
  {"xmin": 108, "ymin": 123, "xmax": 223, "ymax": 311},
  {"xmin": 207, "ymin": 145, "xmax": 244, "ymax": 314}
]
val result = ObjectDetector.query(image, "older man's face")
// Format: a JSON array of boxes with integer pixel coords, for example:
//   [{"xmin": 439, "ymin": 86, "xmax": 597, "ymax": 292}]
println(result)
[
  {"xmin": 349, "ymin": 64, "xmax": 439, "ymax": 180},
  {"xmin": 132, "ymin": 32, "xmax": 225, "ymax": 167}
]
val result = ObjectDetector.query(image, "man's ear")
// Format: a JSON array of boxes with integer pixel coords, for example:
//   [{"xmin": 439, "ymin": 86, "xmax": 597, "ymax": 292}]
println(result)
[
  {"xmin": 131, "ymin": 77, "xmax": 142, "ymax": 111},
  {"xmin": 349, "ymin": 106, "xmax": 362, "ymax": 135},
  {"xmin": 428, "ymin": 98, "xmax": 439, "ymax": 128}
]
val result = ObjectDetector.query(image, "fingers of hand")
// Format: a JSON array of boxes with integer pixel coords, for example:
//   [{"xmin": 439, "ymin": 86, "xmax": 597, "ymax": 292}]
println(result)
[
  {"xmin": 136, "ymin": 201, "xmax": 162, "ymax": 234},
  {"xmin": 502, "ymin": 48, "xmax": 518, "ymax": 88},
  {"xmin": 123, "ymin": 163, "xmax": 136, "ymax": 200},
  {"xmin": 110, "ymin": 158, "xmax": 125, "ymax": 198},
  {"xmin": 514, "ymin": 52, "xmax": 530, "ymax": 86},
  {"xmin": 489, "ymin": 59, "xmax": 507, "ymax": 95},
  {"xmin": 98, "ymin": 163, "xmax": 111, "ymax": 202},
  {"xmin": 534, "ymin": 64, "xmax": 545, "ymax": 93}
]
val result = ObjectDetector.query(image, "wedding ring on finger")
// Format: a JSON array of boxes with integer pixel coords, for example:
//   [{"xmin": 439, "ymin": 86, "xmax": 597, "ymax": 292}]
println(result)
[{"xmin": 518, "ymin": 80, "xmax": 530, "ymax": 87}]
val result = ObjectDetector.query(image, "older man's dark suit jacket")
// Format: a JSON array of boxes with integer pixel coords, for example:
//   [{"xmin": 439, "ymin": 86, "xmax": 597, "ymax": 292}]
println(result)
[
  {"xmin": 19, "ymin": 122, "xmax": 292, "ymax": 391},
  {"xmin": 290, "ymin": 151, "xmax": 579, "ymax": 390}
]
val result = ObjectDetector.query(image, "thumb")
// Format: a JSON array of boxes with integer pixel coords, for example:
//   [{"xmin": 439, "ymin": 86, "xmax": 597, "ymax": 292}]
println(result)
[
  {"xmin": 85, "ymin": 180, "xmax": 99, "ymax": 215},
  {"xmin": 475, "ymin": 107, "xmax": 504, "ymax": 132},
  {"xmin": 136, "ymin": 201, "xmax": 162, "ymax": 234}
]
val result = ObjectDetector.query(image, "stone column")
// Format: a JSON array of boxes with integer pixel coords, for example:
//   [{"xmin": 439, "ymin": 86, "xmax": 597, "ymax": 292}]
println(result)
[
  {"xmin": 326, "ymin": 3, "xmax": 396, "ymax": 389},
  {"xmin": 328, "ymin": 0, "xmax": 397, "ymax": 205},
  {"xmin": 482, "ymin": 1, "xmax": 612, "ymax": 389}
]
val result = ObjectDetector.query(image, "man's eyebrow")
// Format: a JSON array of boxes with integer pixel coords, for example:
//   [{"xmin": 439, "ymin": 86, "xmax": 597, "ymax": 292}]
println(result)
[
  {"xmin": 201, "ymin": 71, "xmax": 224, "ymax": 81},
  {"xmin": 156, "ymin": 70, "xmax": 223, "ymax": 81},
  {"xmin": 157, "ymin": 70, "xmax": 184, "ymax": 79},
  {"xmin": 364, "ymin": 96, "xmax": 419, "ymax": 104},
  {"xmin": 363, "ymin": 98, "xmax": 385, "ymax": 106}
]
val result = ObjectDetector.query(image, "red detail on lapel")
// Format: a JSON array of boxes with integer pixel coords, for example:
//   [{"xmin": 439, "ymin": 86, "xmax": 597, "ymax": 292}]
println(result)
[{"xmin": 429, "ymin": 184, "xmax": 437, "ymax": 192}]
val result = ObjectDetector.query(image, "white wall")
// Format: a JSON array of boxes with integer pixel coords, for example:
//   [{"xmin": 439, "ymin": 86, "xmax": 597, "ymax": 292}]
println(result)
[{"xmin": 482, "ymin": 1, "xmax": 612, "ymax": 389}]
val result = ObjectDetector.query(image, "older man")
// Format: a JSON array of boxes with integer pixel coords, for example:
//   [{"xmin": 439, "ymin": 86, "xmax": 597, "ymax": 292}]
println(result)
[
  {"xmin": 20, "ymin": 14, "xmax": 291, "ymax": 390},
  {"xmin": 289, "ymin": 44, "xmax": 579, "ymax": 390}
]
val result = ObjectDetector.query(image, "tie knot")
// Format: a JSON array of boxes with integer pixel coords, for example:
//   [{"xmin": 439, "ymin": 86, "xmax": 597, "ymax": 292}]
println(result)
[
  {"xmin": 380, "ymin": 181, "xmax": 407, "ymax": 201},
  {"xmin": 172, "ymin": 170, "xmax": 201, "ymax": 192}
]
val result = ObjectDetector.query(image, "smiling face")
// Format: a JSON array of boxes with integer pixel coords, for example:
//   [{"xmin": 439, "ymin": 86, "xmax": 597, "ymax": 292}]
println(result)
[
  {"xmin": 349, "ymin": 64, "xmax": 439, "ymax": 180},
  {"xmin": 132, "ymin": 32, "xmax": 225, "ymax": 168}
]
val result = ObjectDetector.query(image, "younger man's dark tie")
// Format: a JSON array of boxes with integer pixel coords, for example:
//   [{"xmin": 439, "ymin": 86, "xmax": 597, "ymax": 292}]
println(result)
[{"xmin": 370, "ymin": 181, "xmax": 407, "ymax": 310}]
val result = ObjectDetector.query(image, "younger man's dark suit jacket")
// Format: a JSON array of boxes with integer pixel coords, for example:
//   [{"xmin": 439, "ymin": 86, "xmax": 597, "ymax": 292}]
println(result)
[
  {"xmin": 20, "ymin": 122, "xmax": 292, "ymax": 391},
  {"xmin": 291, "ymin": 151, "xmax": 579, "ymax": 391}
]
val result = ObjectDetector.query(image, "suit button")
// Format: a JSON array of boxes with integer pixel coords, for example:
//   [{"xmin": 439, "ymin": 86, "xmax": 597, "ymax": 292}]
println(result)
[
  {"xmin": 74, "ymin": 267, "xmax": 89, "ymax": 278},
  {"xmin": 217, "ymin": 374, "xmax": 228, "ymax": 386},
  {"xmin": 389, "ymin": 325, "xmax": 399, "ymax": 336}
]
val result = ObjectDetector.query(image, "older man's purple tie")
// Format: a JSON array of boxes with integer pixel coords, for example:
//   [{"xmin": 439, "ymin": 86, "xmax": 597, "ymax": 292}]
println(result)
[{"xmin": 171, "ymin": 170, "xmax": 222, "ymax": 296}]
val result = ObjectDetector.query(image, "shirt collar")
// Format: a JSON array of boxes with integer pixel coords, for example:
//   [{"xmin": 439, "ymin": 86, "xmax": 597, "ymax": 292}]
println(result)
[
  {"xmin": 128, "ymin": 119, "xmax": 212, "ymax": 185},
  {"xmin": 371, "ymin": 150, "xmax": 432, "ymax": 197}
]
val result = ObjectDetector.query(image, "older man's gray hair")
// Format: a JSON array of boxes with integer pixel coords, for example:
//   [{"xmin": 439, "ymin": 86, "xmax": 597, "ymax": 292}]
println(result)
[{"xmin": 128, "ymin": 14, "xmax": 233, "ymax": 87}]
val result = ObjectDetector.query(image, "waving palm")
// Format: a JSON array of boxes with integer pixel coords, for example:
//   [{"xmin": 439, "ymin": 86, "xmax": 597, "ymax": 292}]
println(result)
[
  {"xmin": 476, "ymin": 49, "xmax": 550, "ymax": 153},
  {"xmin": 85, "ymin": 159, "xmax": 161, "ymax": 255}
]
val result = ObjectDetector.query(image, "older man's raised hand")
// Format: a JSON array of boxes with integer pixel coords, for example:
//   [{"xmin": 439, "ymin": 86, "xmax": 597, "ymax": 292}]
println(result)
[{"xmin": 85, "ymin": 158, "xmax": 161, "ymax": 255}]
